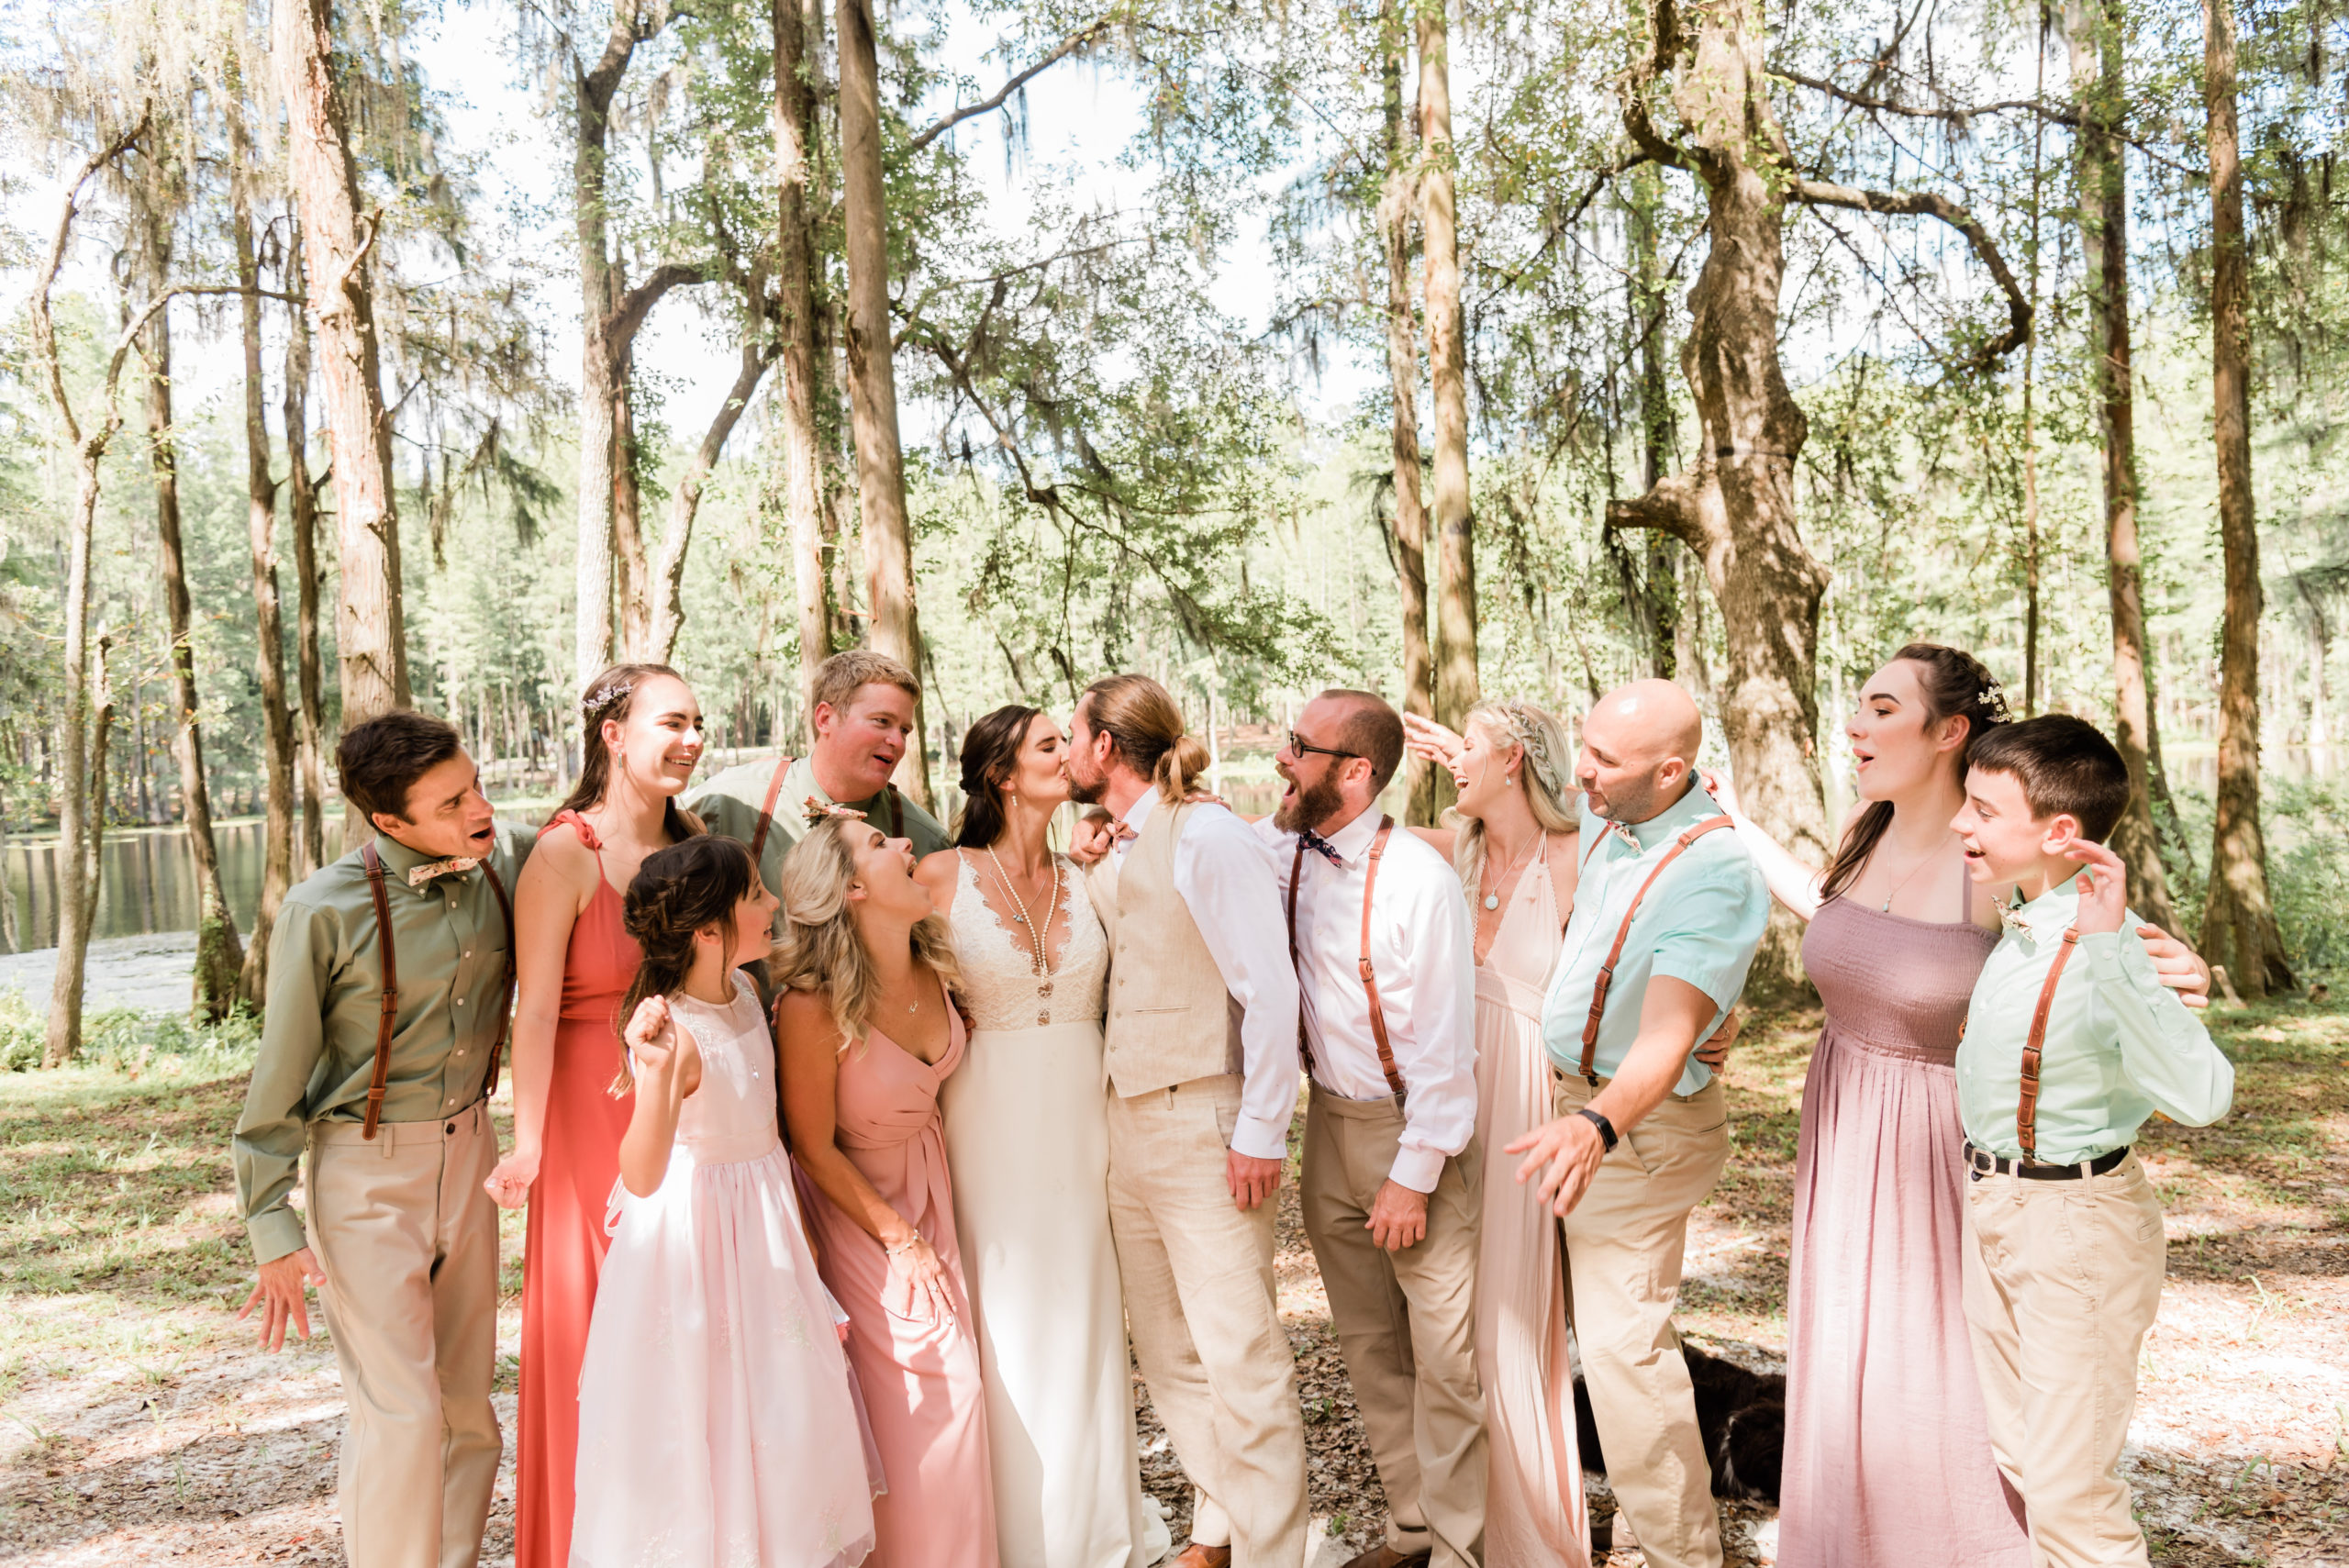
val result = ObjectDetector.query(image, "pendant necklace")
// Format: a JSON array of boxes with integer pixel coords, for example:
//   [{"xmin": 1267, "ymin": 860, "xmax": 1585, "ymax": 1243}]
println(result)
[
  {"xmin": 1481, "ymin": 832, "xmax": 1542, "ymax": 912},
  {"xmin": 986, "ymin": 846, "xmax": 1063, "ymax": 1027},
  {"xmin": 1875, "ymin": 833, "xmax": 1946, "ymax": 913}
]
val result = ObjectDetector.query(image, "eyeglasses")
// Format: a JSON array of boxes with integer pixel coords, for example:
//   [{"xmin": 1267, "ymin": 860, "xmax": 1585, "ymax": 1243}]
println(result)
[{"xmin": 1286, "ymin": 730, "xmax": 1360, "ymax": 762}]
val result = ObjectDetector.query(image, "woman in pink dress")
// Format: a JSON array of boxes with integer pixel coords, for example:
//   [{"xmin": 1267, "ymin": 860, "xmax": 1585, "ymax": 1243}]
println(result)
[
  {"xmin": 777, "ymin": 806, "xmax": 997, "ymax": 1568},
  {"xmin": 484, "ymin": 663, "xmax": 707, "ymax": 1568}
]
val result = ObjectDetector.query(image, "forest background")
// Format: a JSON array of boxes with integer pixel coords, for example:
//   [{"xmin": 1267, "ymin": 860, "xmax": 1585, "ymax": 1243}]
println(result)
[{"xmin": 2, "ymin": 0, "xmax": 2346, "ymax": 1065}]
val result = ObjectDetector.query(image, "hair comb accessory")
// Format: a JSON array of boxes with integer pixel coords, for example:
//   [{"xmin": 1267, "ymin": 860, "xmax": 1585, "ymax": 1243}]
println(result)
[
  {"xmin": 802, "ymin": 796, "xmax": 869, "ymax": 827},
  {"xmin": 583, "ymin": 676, "xmax": 639, "ymax": 715}
]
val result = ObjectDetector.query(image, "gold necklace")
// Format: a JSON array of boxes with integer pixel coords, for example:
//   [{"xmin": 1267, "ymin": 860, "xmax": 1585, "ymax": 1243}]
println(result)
[
  {"xmin": 1874, "ymin": 833, "xmax": 1948, "ymax": 913},
  {"xmin": 985, "ymin": 846, "xmax": 1063, "ymax": 1027},
  {"xmin": 1480, "ymin": 830, "xmax": 1542, "ymax": 913}
]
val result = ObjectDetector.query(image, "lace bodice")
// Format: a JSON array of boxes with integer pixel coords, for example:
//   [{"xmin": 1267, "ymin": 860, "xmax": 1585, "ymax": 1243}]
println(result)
[
  {"xmin": 664, "ymin": 976, "xmax": 784, "ymax": 1163},
  {"xmin": 948, "ymin": 851, "xmax": 1109, "ymax": 1030}
]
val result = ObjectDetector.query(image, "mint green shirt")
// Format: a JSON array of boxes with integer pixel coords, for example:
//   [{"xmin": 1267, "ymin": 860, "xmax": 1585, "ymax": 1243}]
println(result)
[
  {"xmin": 685, "ymin": 754, "xmax": 952, "ymax": 919},
  {"xmin": 1956, "ymin": 884, "xmax": 2233, "ymax": 1164},
  {"xmin": 233, "ymin": 823, "xmax": 534, "ymax": 1263},
  {"xmin": 1540, "ymin": 785, "xmax": 1768, "ymax": 1095}
]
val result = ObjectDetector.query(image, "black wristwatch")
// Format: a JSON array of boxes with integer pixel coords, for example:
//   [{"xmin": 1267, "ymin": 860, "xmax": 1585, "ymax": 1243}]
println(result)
[{"xmin": 1575, "ymin": 1106, "xmax": 1619, "ymax": 1152}]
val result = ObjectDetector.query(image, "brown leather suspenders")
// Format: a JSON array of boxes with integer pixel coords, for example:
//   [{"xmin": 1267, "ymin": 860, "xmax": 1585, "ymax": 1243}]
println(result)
[
  {"xmin": 2016, "ymin": 927, "xmax": 2080, "ymax": 1162},
  {"xmin": 749, "ymin": 755, "xmax": 796, "ymax": 862},
  {"xmin": 357, "ymin": 842, "xmax": 517, "ymax": 1140},
  {"xmin": 1577, "ymin": 816, "xmax": 1733, "ymax": 1085},
  {"xmin": 1285, "ymin": 815, "xmax": 1408, "ymax": 1103}
]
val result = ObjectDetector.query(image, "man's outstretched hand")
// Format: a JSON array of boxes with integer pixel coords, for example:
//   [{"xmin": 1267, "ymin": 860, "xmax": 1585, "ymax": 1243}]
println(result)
[{"xmin": 239, "ymin": 1248, "xmax": 328, "ymax": 1351}]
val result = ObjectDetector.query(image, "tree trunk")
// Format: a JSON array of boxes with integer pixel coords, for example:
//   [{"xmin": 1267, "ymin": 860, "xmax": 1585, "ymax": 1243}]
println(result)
[
  {"xmin": 138, "ymin": 210, "xmax": 246, "ymax": 1018},
  {"xmin": 1608, "ymin": 0, "xmax": 1831, "ymax": 993},
  {"xmin": 575, "ymin": 23, "xmax": 628, "ymax": 687},
  {"xmin": 649, "ymin": 282, "xmax": 777, "ymax": 662},
  {"xmin": 778, "ymin": 0, "xmax": 833, "ymax": 718},
  {"xmin": 284, "ymin": 239, "xmax": 329, "ymax": 876},
  {"xmin": 1378, "ymin": 0, "xmax": 1437, "ymax": 826},
  {"xmin": 2068, "ymin": 0, "xmax": 2179, "ymax": 932},
  {"xmin": 2200, "ymin": 0, "xmax": 2292, "ymax": 996},
  {"xmin": 0, "ymin": 800, "xmax": 18, "ymax": 954},
  {"xmin": 612, "ymin": 331, "xmax": 651, "ymax": 657},
  {"xmin": 280, "ymin": 0, "xmax": 408, "ymax": 850},
  {"xmin": 1625, "ymin": 161, "xmax": 1681, "ymax": 682},
  {"xmin": 1417, "ymin": 0, "xmax": 1477, "ymax": 730},
  {"xmin": 233, "ymin": 150, "xmax": 296, "ymax": 1002},
  {"xmin": 42, "ymin": 464, "xmax": 100, "ymax": 1067},
  {"xmin": 838, "ymin": 0, "xmax": 933, "ymax": 810}
]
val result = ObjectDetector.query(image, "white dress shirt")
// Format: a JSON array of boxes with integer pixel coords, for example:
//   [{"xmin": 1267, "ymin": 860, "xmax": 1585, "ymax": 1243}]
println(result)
[
  {"xmin": 1255, "ymin": 806, "xmax": 1478, "ymax": 1193},
  {"xmin": 1113, "ymin": 792, "xmax": 1302, "ymax": 1163}
]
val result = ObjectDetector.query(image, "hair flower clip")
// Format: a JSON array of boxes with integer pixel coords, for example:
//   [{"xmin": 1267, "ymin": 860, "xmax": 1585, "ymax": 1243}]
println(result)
[{"xmin": 802, "ymin": 797, "xmax": 869, "ymax": 827}]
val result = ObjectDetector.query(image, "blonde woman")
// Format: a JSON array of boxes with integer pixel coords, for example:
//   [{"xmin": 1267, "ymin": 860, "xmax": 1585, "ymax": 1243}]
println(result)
[{"xmin": 778, "ymin": 809, "xmax": 998, "ymax": 1568}]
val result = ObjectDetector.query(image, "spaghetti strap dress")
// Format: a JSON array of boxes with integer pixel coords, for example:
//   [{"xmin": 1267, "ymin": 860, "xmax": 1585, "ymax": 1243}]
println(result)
[
  {"xmin": 1777, "ymin": 878, "xmax": 2030, "ymax": 1566},
  {"xmin": 1472, "ymin": 836, "xmax": 1590, "ymax": 1567},
  {"xmin": 515, "ymin": 809, "xmax": 641, "ymax": 1568},
  {"xmin": 800, "ymin": 979, "xmax": 998, "ymax": 1568}
]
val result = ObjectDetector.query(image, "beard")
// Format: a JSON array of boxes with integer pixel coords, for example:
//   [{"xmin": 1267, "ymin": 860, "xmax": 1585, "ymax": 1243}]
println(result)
[
  {"xmin": 1066, "ymin": 754, "xmax": 1108, "ymax": 806},
  {"xmin": 1273, "ymin": 770, "xmax": 1345, "ymax": 834}
]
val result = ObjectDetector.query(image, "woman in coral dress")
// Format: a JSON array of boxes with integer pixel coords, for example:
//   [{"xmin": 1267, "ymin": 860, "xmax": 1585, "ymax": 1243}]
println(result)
[
  {"xmin": 778, "ymin": 806, "xmax": 997, "ymax": 1568},
  {"xmin": 485, "ymin": 662, "xmax": 707, "ymax": 1568}
]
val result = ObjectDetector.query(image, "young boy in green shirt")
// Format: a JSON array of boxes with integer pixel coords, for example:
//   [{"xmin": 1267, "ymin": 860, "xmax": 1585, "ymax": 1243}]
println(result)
[{"xmin": 1951, "ymin": 715, "xmax": 2234, "ymax": 1568}]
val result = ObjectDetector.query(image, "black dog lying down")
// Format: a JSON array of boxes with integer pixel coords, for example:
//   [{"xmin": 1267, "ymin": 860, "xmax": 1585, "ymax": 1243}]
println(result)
[{"xmin": 1572, "ymin": 1343, "xmax": 1786, "ymax": 1506}]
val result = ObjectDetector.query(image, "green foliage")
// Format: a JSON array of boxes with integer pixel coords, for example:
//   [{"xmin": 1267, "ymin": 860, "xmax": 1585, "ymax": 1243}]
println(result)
[{"xmin": 0, "ymin": 991, "xmax": 261, "ymax": 1074}]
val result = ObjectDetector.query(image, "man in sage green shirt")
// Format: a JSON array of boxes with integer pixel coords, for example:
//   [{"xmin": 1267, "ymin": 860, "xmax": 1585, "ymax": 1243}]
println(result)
[
  {"xmin": 1954, "ymin": 716, "xmax": 2232, "ymax": 1568},
  {"xmin": 233, "ymin": 711, "xmax": 532, "ymax": 1568},
  {"xmin": 683, "ymin": 649, "xmax": 949, "ymax": 918}
]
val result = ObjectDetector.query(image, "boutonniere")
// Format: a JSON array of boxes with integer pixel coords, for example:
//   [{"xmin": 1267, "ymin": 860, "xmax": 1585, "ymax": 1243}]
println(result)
[{"xmin": 802, "ymin": 797, "xmax": 868, "ymax": 827}]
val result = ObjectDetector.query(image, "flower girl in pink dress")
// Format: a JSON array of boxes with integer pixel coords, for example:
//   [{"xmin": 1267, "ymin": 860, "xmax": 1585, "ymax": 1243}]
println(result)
[{"xmin": 572, "ymin": 836, "xmax": 878, "ymax": 1567}]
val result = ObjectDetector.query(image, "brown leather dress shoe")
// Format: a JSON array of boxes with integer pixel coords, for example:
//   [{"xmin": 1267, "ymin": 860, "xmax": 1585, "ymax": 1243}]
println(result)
[
  {"xmin": 1165, "ymin": 1546, "xmax": 1232, "ymax": 1568},
  {"xmin": 1338, "ymin": 1547, "xmax": 1431, "ymax": 1568}
]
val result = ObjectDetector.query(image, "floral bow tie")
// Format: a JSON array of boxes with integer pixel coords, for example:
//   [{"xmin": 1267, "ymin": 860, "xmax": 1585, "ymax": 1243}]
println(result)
[
  {"xmin": 1297, "ymin": 828, "xmax": 1345, "ymax": 867},
  {"xmin": 1607, "ymin": 819, "xmax": 1642, "ymax": 850},
  {"xmin": 802, "ymin": 796, "xmax": 868, "ymax": 827},
  {"xmin": 1108, "ymin": 817, "xmax": 1140, "ymax": 843},
  {"xmin": 1990, "ymin": 892, "xmax": 2032, "ymax": 934},
  {"xmin": 406, "ymin": 856, "xmax": 480, "ymax": 888}
]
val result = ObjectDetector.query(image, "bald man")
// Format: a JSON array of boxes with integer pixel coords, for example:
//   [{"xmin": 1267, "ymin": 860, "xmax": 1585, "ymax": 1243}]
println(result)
[{"xmin": 1508, "ymin": 680, "xmax": 1766, "ymax": 1568}]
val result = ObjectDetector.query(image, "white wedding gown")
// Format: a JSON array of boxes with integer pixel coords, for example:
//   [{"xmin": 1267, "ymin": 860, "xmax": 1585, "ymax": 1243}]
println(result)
[{"xmin": 940, "ymin": 853, "xmax": 1172, "ymax": 1568}]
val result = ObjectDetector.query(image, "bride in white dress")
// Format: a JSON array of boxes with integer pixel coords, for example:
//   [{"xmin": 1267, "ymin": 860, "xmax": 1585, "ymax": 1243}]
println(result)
[{"xmin": 914, "ymin": 706, "xmax": 1172, "ymax": 1568}]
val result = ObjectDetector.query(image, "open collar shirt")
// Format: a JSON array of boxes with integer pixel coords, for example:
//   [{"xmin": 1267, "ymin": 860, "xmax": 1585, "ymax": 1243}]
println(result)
[
  {"xmin": 1956, "ymin": 883, "xmax": 2234, "ymax": 1164},
  {"xmin": 686, "ymin": 754, "xmax": 952, "ymax": 923},
  {"xmin": 1108, "ymin": 791, "xmax": 1300, "ymax": 1163},
  {"xmin": 233, "ymin": 822, "xmax": 534, "ymax": 1263},
  {"xmin": 1539, "ymin": 784, "xmax": 1766, "ymax": 1095},
  {"xmin": 1255, "ymin": 807, "xmax": 1477, "ymax": 1194}
]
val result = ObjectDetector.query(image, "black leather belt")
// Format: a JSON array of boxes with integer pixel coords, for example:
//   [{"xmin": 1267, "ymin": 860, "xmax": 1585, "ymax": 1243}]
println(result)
[{"xmin": 1966, "ymin": 1142, "xmax": 2129, "ymax": 1181}]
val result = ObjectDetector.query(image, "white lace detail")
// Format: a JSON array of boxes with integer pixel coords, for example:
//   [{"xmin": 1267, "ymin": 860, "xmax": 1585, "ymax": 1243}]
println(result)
[{"xmin": 949, "ymin": 851, "xmax": 1108, "ymax": 1029}]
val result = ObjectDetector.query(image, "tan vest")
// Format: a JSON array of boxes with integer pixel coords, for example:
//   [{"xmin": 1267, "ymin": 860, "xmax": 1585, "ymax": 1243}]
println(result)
[{"xmin": 1101, "ymin": 800, "xmax": 1247, "ymax": 1096}]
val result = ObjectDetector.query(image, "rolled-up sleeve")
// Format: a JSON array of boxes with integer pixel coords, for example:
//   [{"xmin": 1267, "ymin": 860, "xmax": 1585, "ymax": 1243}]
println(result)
[
  {"xmin": 1176, "ymin": 808, "xmax": 1303, "ymax": 1162},
  {"xmin": 233, "ymin": 899, "xmax": 337, "ymax": 1263},
  {"xmin": 1649, "ymin": 856, "xmax": 1769, "ymax": 1016},
  {"xmin": 2085, "ymin": 931, "xmax": 2235, "ymax": 1128}
]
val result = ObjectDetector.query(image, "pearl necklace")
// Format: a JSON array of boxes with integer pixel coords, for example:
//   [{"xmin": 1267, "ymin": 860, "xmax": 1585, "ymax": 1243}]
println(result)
[{"xmin": 985, "ymin": 846, "xmax": 1063, "ymax": 1027}]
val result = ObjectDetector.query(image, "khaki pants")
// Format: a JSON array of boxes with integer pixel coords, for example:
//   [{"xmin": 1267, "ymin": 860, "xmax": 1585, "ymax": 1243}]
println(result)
[
  {"xmin": 1553, "ymin": 1073, "xmax": 1729, "ymax": 1568},
  {"xmin": 1300, "ymin": 1087, "xmax": 1487, "ymax": 1567},
  {"xmin": 1108, "ymin": 1073, "xmax": 1309, "ymax": 1568},
  {"xmin": 307, "ymin": 1100, "xmax": 502, "ymax": 1568},
  {"xmin": 1962, "ymin": 1151, "xmax": 2165, "ymax": 1568}
]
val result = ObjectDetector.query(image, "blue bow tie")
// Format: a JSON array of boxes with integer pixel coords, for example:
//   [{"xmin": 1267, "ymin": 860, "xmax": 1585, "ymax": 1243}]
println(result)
[{"xmin": 1298, "ymin": 828, "xmax": 1345, "ymax": 867}]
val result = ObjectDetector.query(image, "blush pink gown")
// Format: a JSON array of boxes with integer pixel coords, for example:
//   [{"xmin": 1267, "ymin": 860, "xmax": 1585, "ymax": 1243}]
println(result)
[{"xmin": 800, "ymin": 982, "xmax": 998, "ymax": 1568}]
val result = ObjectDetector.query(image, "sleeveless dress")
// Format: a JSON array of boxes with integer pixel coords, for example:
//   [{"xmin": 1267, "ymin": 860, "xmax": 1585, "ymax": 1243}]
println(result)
[
  {"xmin": 1778, "ymin": 889, "xmax": 2031, "ymax": 1566},
  {"xmin": 1471, "ymin": 837, "xmax": 1590, "ymax": 1568},
  {"xmin": 573, "ymin": 976, "xmax": 878, "ymax": 1566},
  {"xmin": 940, "ymin": 854, "xmax": 1172, "ymax": 1568},
  {"xmin": 800, "ymin": 980, "xmax": 998, "ymax": 1568},
  {"xmin": 517, "ymin": 810, "xmax": 640, "ymax": 1568}
]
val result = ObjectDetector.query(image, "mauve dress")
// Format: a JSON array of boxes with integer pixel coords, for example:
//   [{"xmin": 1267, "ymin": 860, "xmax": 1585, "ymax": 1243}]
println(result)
[
  {"xmin": 515, "ymin": 811, "xmax": 640, "ymax": 1568},
  {"xmin": 1778, "ymin": 890, "xmax": 2031, "ymax": 1566},
  {"xmin": 801, "ymin": 983, "xmax": 998, "ymax": 1568}
]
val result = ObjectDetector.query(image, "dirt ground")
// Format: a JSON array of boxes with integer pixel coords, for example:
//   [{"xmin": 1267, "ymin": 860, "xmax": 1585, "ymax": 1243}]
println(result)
[{"xmin": 2, "ymin": 992, "xmax": 2343, "ymax": 1565}]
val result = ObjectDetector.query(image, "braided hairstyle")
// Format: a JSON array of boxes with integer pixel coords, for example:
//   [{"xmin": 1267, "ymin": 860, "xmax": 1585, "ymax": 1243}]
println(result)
[
  {"xmin": 608, "ymin": 835, "xmax": 761, "ymax": 1095},
  {"xmin": 952, "ymin": 704, "xmax": 1046, "ymax": 850},
  {"xmin": 1449, "ymin": 698, "xmax": 1581, "ymax": 893},
  {"xmin": 552, "ymin": 662, "xmax": 696, "ymax": 843},
  {"xmin": 1819, "ymin": 642, "xmax": 2011, "ymax": 904}
]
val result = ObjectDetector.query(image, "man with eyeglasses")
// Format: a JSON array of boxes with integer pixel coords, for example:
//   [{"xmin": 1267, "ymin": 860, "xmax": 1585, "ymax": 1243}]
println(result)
[{"xmin": 1257, "ymin": 691, "xmax": 1485, "ymax": 1568}]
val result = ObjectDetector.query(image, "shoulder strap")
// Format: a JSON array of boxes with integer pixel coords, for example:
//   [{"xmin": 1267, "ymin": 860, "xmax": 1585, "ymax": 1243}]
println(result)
[
  {"xmin": 886, "ymin": 784, "xmax": 905, "ymax": 839},
  {"xmin": 1578, "ymin": 815, "xmax": 1733, "ymax": 1084},
  {"xmin": 1286, "ymin": 837, "xmax": 1318, "ymax": 1076},
  {"xmin": 1357, "ymin": 817, "xmax": 1406, "ymax": 1102},
  {"xmin": 749, "ymin": 755, "xmax": 796, "ymax": 862},
  {"xmin": 2017, "ymin": 928, "xmax": 2080, "ymax": 1162},
  {"xmin": 479, "ymin": 861, "xmax": 518, "ymax": 1103},
  {"xmin": 360, "ymin": 843, "xmax": 399, "ymax": 1140}
]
